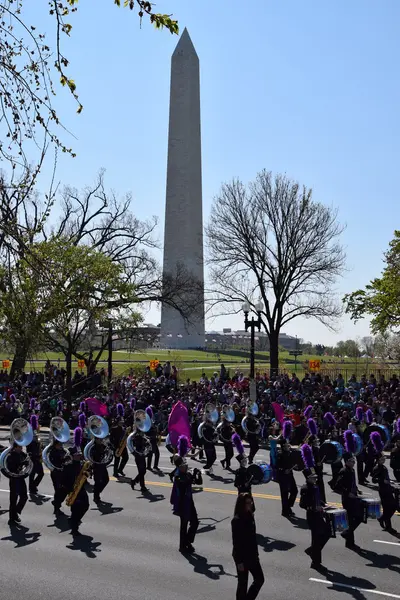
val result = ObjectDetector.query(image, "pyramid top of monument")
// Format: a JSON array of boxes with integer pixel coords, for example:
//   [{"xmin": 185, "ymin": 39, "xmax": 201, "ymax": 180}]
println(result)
[{"xmin": 172, "ymin": 27, "xmax": 198, "ymax": 59}]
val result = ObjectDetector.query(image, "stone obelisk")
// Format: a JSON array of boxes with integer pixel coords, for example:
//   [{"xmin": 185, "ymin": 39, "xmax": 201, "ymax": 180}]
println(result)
[{"xmin": 160, "ymin": 29, "xmax": 205, "ymax": 349}]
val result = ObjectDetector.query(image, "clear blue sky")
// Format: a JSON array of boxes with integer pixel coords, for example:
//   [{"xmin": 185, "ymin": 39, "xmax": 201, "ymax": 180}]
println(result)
[{"xmin": 29, "ymin": 0, "xmax": 400, "ymax": 345}]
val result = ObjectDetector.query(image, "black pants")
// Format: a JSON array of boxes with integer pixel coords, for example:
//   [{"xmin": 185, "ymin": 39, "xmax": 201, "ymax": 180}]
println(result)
[
  {"xmin": 248, "ymin": 439, "xmax": 259, "ymax": 464},
  {"xmin": 204, "ymin": 446, "xmax": 216, "ymax": 470},
  {"xmin": 51, "ymin": 472, "xmax": 68, "ymax": 510},
  {"xmin": 342, "ymin": 500, "xmax": 363, "ymax": 545},
  {"xmin": 363, "ymin": 457, "xmax": 375, "ymax": 480},
  {"xmin": 235, "ymin": 558, "xmax": 265, "ymax": 600},
  {"xmin": 93, "ymin": 465, "xmax": 109, "ymax": 498},
  {"xmin": 356, "ymin": 454, "xmax": 365, "ymax": 483},
  {"xmin": 113, "ymin": 448, "xmax": 129, "ymax": 475},
  {"xmin": 393, "ymin": 470, "xmax": 400, "ymax": 483},
  {"xmin": 380, "ymin": 494, "xmax": 397, "ymax": 530},
  {"xmin": 132, "ymin": 456, "xmax": 146, "ymax": 489},
  {"xmin": 179, "ymin": 505, "xmax": 199, "ymax": 550},
  {"xmin": 147, "ymin": 444, "xmax": 160, "ymax": 469},
  {"xmin": 307, "ymin": 514, "xmax": 330, "ymax": 564},
  {"xmin": 315, "ymin": 465, "xmax": 326, "ymax": 504},
  {"xmin": 9, "ymin": 477, "xmax": 28, "ymax": 520},
  {"xmin": 279, "ymin": 474, "xmax": 298, "ymax": 514},
  {"xmin": 223, "ymin": 442, "xmax": 234, "ymax": 468},
  {"xmin": 29, "ymin": 461, "xmax": 44, "ymax": 493},
  {"xmin": 70, "ymin": 490, "xmax": 89, "ymax": 531}
]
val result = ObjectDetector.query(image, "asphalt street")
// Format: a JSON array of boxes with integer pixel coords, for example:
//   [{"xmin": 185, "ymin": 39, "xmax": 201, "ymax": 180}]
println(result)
[{"xmin": 0, "ymin": 445, "xmax": 398, "ymax": 600}]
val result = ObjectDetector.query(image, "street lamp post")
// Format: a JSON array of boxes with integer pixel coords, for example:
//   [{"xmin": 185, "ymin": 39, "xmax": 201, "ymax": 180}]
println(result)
[{"xmin": 242, "ymin": 300, "xmax": 264, "ymax": 380}]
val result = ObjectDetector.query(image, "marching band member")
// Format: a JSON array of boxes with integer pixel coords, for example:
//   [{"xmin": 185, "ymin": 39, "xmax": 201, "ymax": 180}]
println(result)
[
  {"xmin": 324, "ymin": 412, "xmax": 343, "ymax": 488},
  {"xmin": 390, "ymin": 419, "xmax": 400, "ymax": 482},
  {"xmin": 130, "ymin": 431, "xmax": 149, "ymax": 493},
  {"xmin": 8, "ymin": 442, "xmax": 29, "ymax": 525},
  {"xmin": 300, "ymin": 444, "xmax": 331, "ymax": 571},
  {"xmin": 334, "ymin": 438, "xmax": 363, "ymax": 550},
  {"xmin": 354, "ymin": 407, "xmax": 367, "ymax": 484},
  {"xmin": 65, "ymin": 427, "xmax": 89, "ymax": 537},
  {"xmin": 49, "ymin": 438, "xmax": 70, "ymax": 517},
  {"xmin": 307, "ymin": 417, "xmax": 326, "ymax": 505},
  {"xmin": 202, "ymin": 418, "xmax": 217, "ymax": 474},
  {"xmin": 92, "ymin": 436, "xmax": 110, "ymax": 504},
  {"xmin": 371, "ymin": 432, "xmax": 397, "ymax": 534},
  {"xmin": 146, "ymin": 407, "xmax": 160, "ymax": 471},
  {"xmin": 361, "ymin": 409, "xmax": 376, "ymax": 482},
  {"xmin": 232, "ymin": 433, "xmax": 253, "ymax": 497},
  {"xmin": 170, "ymin": 435, "xmax": 202, "ymax": 554},
  {"xmin": 231, "ymin": 493, "xmax": 264, "ymax": 600},
  {"xmin": 276, "ymin": 421, "xmax": 298, "ymax": 518},
  {"xmin": 27, "ymin": 414, "xmax": 44, "ymax": 496},
  {"xmin": 110, "ymin": 404, "xmax": 129, "ymax": 478},
  {"xmin": 219, "ymin": 414, "xmax": 235, "ymax": 470}
]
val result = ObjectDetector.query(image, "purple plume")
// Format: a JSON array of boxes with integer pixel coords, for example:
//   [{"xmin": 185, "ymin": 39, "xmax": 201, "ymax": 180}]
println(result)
[
  {"xmin": 57, "ymin": 399, "xmax": 63, "ymax": 413},
  {"xmin": 301, "ymin": 443, "xmax": 315, "ymax": 469},
  {"xmin": 79, "ymin": 401, "xmax": 86, "ymax": 413},
  {"xmin": 356, "ymin": 407, "xmax": 364, "ymax": 422},
  {"xmin": 29, "ymin": 398, "xmax": 36, "ymax": 410},
  {"xmin": 74, "ymin": 427, "xmax": 83, "ymax": 448},
  {"xmin": 366, "ymin": 409, "xmax": 373, "ymax": 424},
  {"xmin": 370, "ymin": 431, "xmax": 384, "ymax": 454},
  {"xmin": 30, "ymin": 414, "xmax": 38, "ymax": 431},
  {"xmin": 117, "ymin": 403, "xmax": 124, "ymax": 418},
  {"xmin": 304, "ymin": 405, "xmax": 313, "ymax": 419},
  {"xmin": 177, "ymin": 435, "xmax": 189, "ymax": 457},
  {"xmin": 78, "ymin": 413, "xmax": 86, "ymax": 429},
  {"xmin": 396, "ymin": 418, "xmax": 400, "ymax": 434},
  {"xmin": 344, "ymin": 429, "xmax": 356, "ymax": 454},
  {"xmin": 195, "ymin": 402, "xmax": 203, "ymax": 414},
  {"xmin": 307, "ymin": 418, "xmax": 318, "ymax": 436},
  {"xmin": 10, "ymin": 393, "xmax": 16, "ymax": 404},
  {"xmin": 146, "ymin": 406, "xmax": 153, "ymax": 421},
  {"xmin": 232, "ymin": 433, "xmax": 245, "ymax": 456},
  {"xmin": 324, "ymin": 412, "xmax": 336, "ymax": 427},
  {"xmin": 282, "ymin": 420, "xmax": 293, "ymax": 441},
  {"xmin": 130, "ymin": 397, "xmax": 136, "ymax": 410}
]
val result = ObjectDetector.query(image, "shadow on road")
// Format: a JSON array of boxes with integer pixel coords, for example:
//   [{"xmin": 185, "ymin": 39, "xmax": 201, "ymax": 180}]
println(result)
[
  {"xmin": 256, "ymin": 533, "xmax": 296, "ymax": 553},
  {"xmin": 137, "ymin": 490, "xmax": 165, "ymax": 503},
  {"xmin": 29, "ymin": 494, "xmax": 51, "ymax": 506},
  {"xmin": 66, "ymin": 533, "xmax": 102, "ymax": 558},
  {"xmin": 208, "ymin": 473, "xmax": 234, "ymax": 484},
  {"xmin": 355, "ymin": 547, "xmax": 400, "ymax": 575},
  {"xmin": 182, "ymin": 552, "xmax": 235, "ymax": 580},
  {"xmin": 197, "ymin": 516, "xmax": 229, "ymax": 534},
  {"xmin": 1, "ymin": 524, "xmax": 41, "ymax": 548},
  {"xmin": 322, "ymin": 569, "xmax": 378, "ymax": 600},
  {"xmin": 90, "ymin": 501, "xmax": 123, "ymax": 515},
  {"xmin": 290, "ymin": 516, "xmax": 309, "ymax": 530},
  {"xmin": 47, "ymin": 513, "xmax": 72, "ymax": 533}
]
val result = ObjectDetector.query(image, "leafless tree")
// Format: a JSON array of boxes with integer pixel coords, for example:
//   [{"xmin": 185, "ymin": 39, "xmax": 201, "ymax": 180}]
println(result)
[{"xmin": 206, "ymin": 170, "xmax": 346, "ymax": 374}]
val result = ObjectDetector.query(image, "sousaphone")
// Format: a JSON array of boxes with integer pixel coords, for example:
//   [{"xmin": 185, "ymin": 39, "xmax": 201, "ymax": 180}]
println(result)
[{"xmin": 0, "ymin": 418, "xmax": 33, "ymax": 478}]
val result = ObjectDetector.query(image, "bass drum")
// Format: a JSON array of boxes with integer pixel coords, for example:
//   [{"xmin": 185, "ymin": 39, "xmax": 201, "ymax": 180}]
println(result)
[
  {"xmin": 320, "ymin": 440, "xmax": 344, "ymax": 464},
  {"xmin": 363, "ymin": 424, "xmax": 391, "ymax": 446},
  {"xmin": 247, "ymin": 462, "xmax": 272, "ymax": 485},
  {"xmin": 291, "ymin": 448, "xmax": 304, "ymax": 471}
]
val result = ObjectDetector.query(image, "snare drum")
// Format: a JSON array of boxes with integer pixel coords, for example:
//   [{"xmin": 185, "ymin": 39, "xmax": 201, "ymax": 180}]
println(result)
[
  {"xmin": 247, "ymin": 462, "xmax": 272, "ymax": 485},
  {"xmin": 361, "ymin": 497, "xmax": 382, "ymax": 520},
  {"xmin": 320, "ymin": 440, "xmax": 344, "ymax": 464},
  {"xmin": 325, "ymin": 508, "xmax": 349, "ymax": 537}
]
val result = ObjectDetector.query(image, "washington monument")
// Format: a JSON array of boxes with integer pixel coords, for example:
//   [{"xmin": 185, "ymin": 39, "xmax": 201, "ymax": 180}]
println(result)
[{"xmin": 160, "ymin": 29, "xmax": 205, "ymax": 349}]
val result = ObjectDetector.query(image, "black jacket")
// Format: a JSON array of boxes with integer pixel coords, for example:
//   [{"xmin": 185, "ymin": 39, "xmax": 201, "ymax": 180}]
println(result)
[
  {"xmin": 231, "ymin": 514, "xmax": 258, "ymax": 564},
  {"xmin": 390, "ymin": 447, "xmax": 400, "ymax": 471}
]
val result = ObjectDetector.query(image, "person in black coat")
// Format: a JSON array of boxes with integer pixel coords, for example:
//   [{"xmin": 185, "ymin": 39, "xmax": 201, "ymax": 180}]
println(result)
[
  {"xmin": 334, "ymin": 453, "xmax": 363, "ymax": 549},
  {"xmin": 64, "ymin": 444, "xmax": 89, "ymax": 537},
  {"xmin": 130, "ymin": 433, "xmax": 150, "ymax": 493},
  {"xmin": 91, "ymin": 438, "xmax": 110, "ymax": 503},
  {"xmin": 7, "ymin": 444, "xmax": 29, "ymax": 525},
  {"xmin": 27, "ymin": 415, "xmax": 44, "ymax": 495},
  {"xmin": 231, "ymin": 492, "xmax": 265, "ymax": 600},
  {"xmin": 146, "ymin": 423, "xmax": 160, "ymax": 471},
  {"xmin": 390, "ymin": 436, "xmax": 400, "ymax": 482},
  {"xmin": 276, "ymin": 441, "xmax": 298, "ymax": 517},
  {"xmin": 300, "ymin": 469, "xmax": 331, "ymax": 570},
  {"xmin": 372, "ymin": 454, "xmax": 398, "ymax": 534},
  {"xmin": 170, "ymin": 455, "xmax": 202, "ymax": 553},
  {"xmin": 48, "ymin": 441, "xmax": 71, "ymax": 516},
  {"xmin": 110, "ymin": 417, "xmax": 129, "ymax": 478}
]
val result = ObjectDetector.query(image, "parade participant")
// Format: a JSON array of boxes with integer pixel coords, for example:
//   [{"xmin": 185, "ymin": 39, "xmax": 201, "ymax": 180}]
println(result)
[
  {"xmin": 48, "ymin": 439, "xmax": 71, "ymax": 517},
  {"xmin": 7, "ymin": 442, "xmax": 29, "ymax": 524},
  {"xmin": 146, "ymin": 407, "xmax": 160, "ymax": 471},
  {"xmin": 371, "ymin": 433, "xmax": 397, "ymax": 534},
  {"xmin": 202, "ymin": 418, "xmax": 217, "ymax": 474},
  {"xmin": 231, "ymin": 493, "xmax": 264, "ymax": 600},
  {"xmin": 334, "ymin": 450, "xmax": 363, "ymax": 550},
  {"xmin": 110, "ymin": 404, "xmax": 129, "ymax": 478},
  {"xmin": 170, "ymin": 435, "xmax": 202, "ymax": 554},
  {"xmin": 307, "ymin": 417, "xmax": 326, "ymax": 505},
  {"xmin": 130, "ymin": 430, "xmax": 150, "ymax": 493},
  {"xmin": 232, "ymin": 433, "xmax": 253, "ymax": 497},
  {"xmin": 362, "ymin": 409, "xmax": 376, "ymax": 482},
  {"xmin": 354, "ymin": 407, "xmax": 367, "ymax": 484},
  {"xmin": 390, "ymin": 419, "xmax": 400, "ymax": 482},
  {"xmin": 92, "ymin": 436, "xmax": 110, "ymax": 504},
  {"xmin": 300, "ymin": 444, "xmax": 331, "ymax": 570},
  {"xmin": 65, "ymin": 427, "xmax": 90, "ymax": 537},
  {"xmin": 219, "ymin": 413, "xmax": 235, "ymax": 470},
  {"xmin": 276, "ymin": 420, "xmax": 298, "ymax": 518},
  {"xmin": 324, "ymin": 412, "xmax": 343, "ymax": 488},
  {"xmin": 27, "ymin": 414, "xmax": 44, "ymax": 496}
]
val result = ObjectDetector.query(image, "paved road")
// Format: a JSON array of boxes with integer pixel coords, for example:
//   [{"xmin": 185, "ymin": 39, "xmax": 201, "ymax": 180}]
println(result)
[{"xmin": 0, "ymin": 446, "xmax": 398, "ymax": 600}]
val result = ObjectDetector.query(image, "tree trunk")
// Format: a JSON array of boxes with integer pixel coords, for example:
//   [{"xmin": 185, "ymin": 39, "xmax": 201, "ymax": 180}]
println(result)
[
  {"xmin": 10, "ymin": 340, "xmax": 29, "ymax": 379},
  {"xmin": 65, "ymin": 346, "xmax": 73, "ymax": 405},
  {"xmin": 269, "ymin": 330, "xmax": 280, "ymax": 377}
]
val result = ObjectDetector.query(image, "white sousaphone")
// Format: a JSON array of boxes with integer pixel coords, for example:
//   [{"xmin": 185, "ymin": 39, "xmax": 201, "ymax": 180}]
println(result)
[
  {"xmin": 42, "ymin": 417, "xmax": 71, "ymax": 471},
  {"xmin": 83, "ymin": 415, "xmax": 114, "ymax": 466},
  {"xmin": 127, "ymin": 410, "xmax": 152, "ymax": 456},
  {"xmin": 0, "ymin": 418, "xmax": 34, "ymax": 478}
]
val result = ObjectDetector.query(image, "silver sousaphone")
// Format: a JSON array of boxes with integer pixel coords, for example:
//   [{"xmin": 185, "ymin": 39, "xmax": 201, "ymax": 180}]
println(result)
[
  {"xmin": 42, "ymin": 417, "xmax": 71, "ymax": 471},
  {"xmin": 0, "ymin": 418, "xmax": 34, "ymax": 478},
  {"xmin": 217, "ymin": 405, "xmax": 236, "ymax": 443},
  {"xmin": 241, "ymin": 401, "xmax": 261, "ymax": 435},
  {"xmin": 198, "ymin": 402, "xmax": 219, "ymax": 444},
  {"xmin": 83, "ymin": 416, "xmax": 114, "ymax": 465},
  {"xmin": 127, "ymin": 410, "xmax": 152, "ymax": 456}
]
